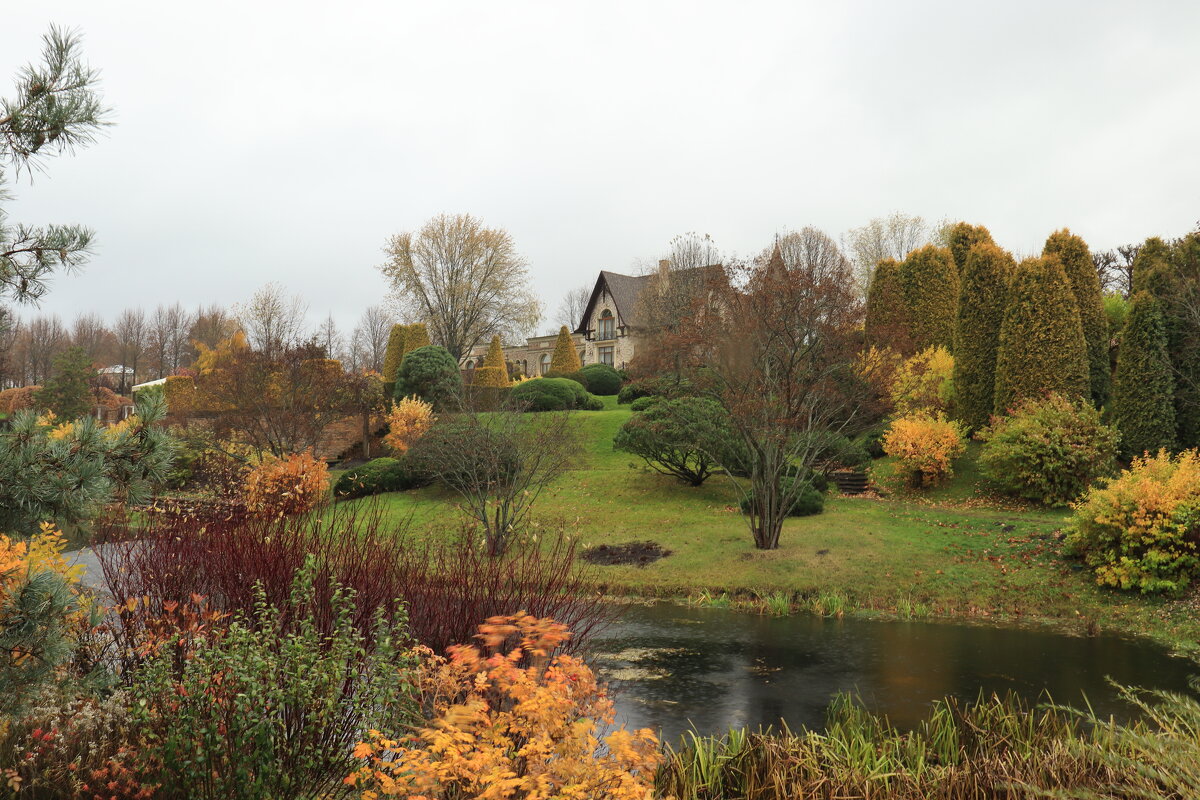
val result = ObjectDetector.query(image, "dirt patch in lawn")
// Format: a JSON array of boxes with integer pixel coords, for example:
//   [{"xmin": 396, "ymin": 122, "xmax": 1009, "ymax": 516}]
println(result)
[{"xmin": 582, "ymin": 541, "xmax": 672, "ymax": 567}]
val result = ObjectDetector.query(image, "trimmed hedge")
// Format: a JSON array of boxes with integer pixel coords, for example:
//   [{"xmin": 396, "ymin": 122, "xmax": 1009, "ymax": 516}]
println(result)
[
  {"xmin": 333, "ymin": 457, "xmax": 429, "ymax": 499},
  {"xmin": 577, "ymin": 363, "xmax": 622, "ymax": 395},
  {"xmin": 510, "ymin": 378, "xmax": 603, "ymax": 412}
]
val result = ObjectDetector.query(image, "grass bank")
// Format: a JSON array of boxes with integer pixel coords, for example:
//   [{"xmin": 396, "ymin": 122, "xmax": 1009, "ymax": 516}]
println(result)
[{"xmin": 344, "ymin": 398, "xmax": 1200, "ymax": 660}]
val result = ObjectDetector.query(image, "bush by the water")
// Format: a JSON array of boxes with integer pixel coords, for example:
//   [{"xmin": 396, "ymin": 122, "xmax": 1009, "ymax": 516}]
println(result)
[
  {"xmin": 978, "ymin": 393, "xmax": 1118, "ymax": 506},
  {"xmin": 333, "ymin": 456, "xmax": 429, "ymax": 499},
  {"xmin": 1066, "ymin": 449, "xmax": 1200, "ymax": 595},
  {"xmin": 393, "ymin": 345, "xmax": 462, "ymax": 409},
  {"xmin": 613, "ymin": 396, "xmax": 737, "ymax": 486},
  {"xmin": 510, "ymin": 377, "xmax": 603, "ymax": 411},
  {"xmin": 739, "ymin": 469, "xmax": 826, "ymax": 517},
  {"xmin": 577, "ymin": 363, "xmax": 623, "ymax": 395},
  {"xmin": 883, "ymin": 412, "xmax": 965, "ymax": 488}
]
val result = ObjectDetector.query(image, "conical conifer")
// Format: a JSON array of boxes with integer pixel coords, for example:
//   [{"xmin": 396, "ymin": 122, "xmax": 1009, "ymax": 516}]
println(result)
[
  {"xmin": 549, "ymin": 325, "xmax": 582, "ymax": 373},
  {"xmin": 1112, "ymin": 291, "xmax": 1176, "ymax": 457},
  {"xmin": 899, "ymin": 245, "xmax": 958, "ymax": 352},
  {"xmin": 1043, "ymin": 229, "xmax": 1109, "ymax": 407},
  {"xmin": 952, "ymin": 243, "xmax": 1013, "ymax": 430},
  {"xmin": 864, "ymin": 259, "xmax": 914, "ymax": 354},
  {"xmin": 382, "ymin": 324, "xmax": 407, "ymax": 383},
  {"xmin": 945, "ymin": 222, "xmax": 995, "ymax": 277},
  {"xmin": 993, "ymin": 257, "xmax": 1089, "ymax": 414},
  {"xmin": 473, "ymin": 334, "xmax": 511, "ymax": 388},
  {"xmin": 405, "ymin": 323, "xmax": 431, "ymax": 351}
]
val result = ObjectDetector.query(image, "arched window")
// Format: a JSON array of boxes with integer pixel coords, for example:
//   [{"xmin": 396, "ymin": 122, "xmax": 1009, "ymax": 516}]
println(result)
[
  {"xmin": 540, "ymin": 353, "xmax": 552, "ymax": 375},
  {"xmin": 598, "ymin": 309, "xmax": 615, "ymax": 339}
]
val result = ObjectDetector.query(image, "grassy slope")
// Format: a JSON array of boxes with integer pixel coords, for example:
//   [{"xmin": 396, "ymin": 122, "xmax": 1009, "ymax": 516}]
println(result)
[{"xmin": 352, "ymin": 397, "xmax": 1200, "ymax": 658}]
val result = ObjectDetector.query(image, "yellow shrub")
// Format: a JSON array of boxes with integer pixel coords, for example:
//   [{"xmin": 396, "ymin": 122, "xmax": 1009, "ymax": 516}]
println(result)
[
  {"xmin": 382, "ymin": 396, "xmax": 434, "ymax": 455},
  {"xmin": 242, "ymin": 452, "xmax": 329, "ymax": 517},
  {"xmin": 889, "ymin": 346, "xmax": 955, "ymax": 416},
  {"xmin": 883, "ymin": 412, "xmax": 966, "ymax": 488},
  {"xmin": 346, "ymin": 614, "xmax": 661, "ymax": 800}
]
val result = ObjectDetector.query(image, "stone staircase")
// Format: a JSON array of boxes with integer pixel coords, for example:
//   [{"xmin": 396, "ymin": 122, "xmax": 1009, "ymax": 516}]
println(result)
[{"xmin": 829, "ymin": 468, "xmax": 870, "ymax": 496}]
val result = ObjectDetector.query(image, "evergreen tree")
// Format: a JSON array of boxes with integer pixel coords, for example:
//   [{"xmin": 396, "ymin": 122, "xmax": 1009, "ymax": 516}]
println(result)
[
  {"xmin": 994, "ymin": 257, "xmax": 1089, "ymax": 414},
  {"xmin": 864, "ymin": 258, "xmax": 913, "ymax": 353},
  {"xmin": 406, "ymin": 323, "xmax": 431, "ymax": 351},
  {"xmin": 899, "ymin": 245, "xmax": 958, "ymax": 352},
  {"xmin": 473, "ymin": 335, "xmax": 510, "ymax": 388},
  {"xmin": 382, "ymin": 324, "xmax": 407, "ymax": 383},
  {"xmin": 549, "ymin": 325, "xmax": 582, "ymax": 373},
  {"xmin": 34, "ymin": 346, "xmax": 95, "ymax": 419},
  {"xmin": 952, "ymin": 243, "xmax": 1013, "ymax": 430},
  {"xmin": 1112, "ymin": 292, "xmax": 1176, "ymax": 457},
  {"xmin": 1043, "ymin": 229, "xmax": 1109, "ymax": 407},
  {"xmin": 945, "ymin": 222, "xmax": 994, "ymax": 277}
]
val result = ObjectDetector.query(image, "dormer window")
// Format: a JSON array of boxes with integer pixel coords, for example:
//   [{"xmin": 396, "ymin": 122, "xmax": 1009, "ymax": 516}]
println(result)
[{"xmin": 598, "ymin": 309, "xmax": 615, "ymax": 340}]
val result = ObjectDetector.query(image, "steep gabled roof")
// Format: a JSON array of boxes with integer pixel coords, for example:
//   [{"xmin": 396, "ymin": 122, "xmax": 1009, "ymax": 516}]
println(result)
[{"xmin": 573, "ymin": 265, "xmax": 723, "ymax": 333}]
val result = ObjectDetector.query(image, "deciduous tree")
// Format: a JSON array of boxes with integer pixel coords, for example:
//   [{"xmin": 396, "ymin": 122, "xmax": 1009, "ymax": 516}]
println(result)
[{"xmin": 843, "ymin": 212, "xmax": 930, "ymax": 293}]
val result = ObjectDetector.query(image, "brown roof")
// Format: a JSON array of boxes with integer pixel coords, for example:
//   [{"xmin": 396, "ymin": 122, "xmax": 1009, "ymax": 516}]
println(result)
[{"xmin": 573, "ymin": 265, "xmax": 722, "ymax": 333}]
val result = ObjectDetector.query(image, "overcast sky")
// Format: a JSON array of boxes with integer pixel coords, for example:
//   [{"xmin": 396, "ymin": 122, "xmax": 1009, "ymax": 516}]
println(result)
[{"xmin": 4, "ymin": 1, "xmax": 1199, "ymax": 336}]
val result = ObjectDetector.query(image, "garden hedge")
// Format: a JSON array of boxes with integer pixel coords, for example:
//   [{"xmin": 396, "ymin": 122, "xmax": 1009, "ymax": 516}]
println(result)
[{"xmin": 333, "ymin": 457, "xmax": 429, "ymax": 499}]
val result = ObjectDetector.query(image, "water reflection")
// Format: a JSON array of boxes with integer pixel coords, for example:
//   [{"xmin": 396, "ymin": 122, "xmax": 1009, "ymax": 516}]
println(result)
[{"xmin": 589, "ymin": 604, "xmax": 1197, "ymax": 743}]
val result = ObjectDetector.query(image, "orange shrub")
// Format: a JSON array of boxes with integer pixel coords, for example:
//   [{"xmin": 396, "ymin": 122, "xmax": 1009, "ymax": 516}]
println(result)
[
  {"xmin": 883, "ymin": 412, "xmax": 966, "ymax": 488},
  {"xmin": 242, "ymin": 452, "xmax": 329, "ymax": 517},
  {"xmin": 345, "ymin": 613, "xmax": 662, "ymax": 800},
  {"xmin": 0, "ymin": 386, "xmax": 40, "ymax": 414},
  {"xmin": 382, "ymin": 396, "xmax": 434, "ymax": 455}
]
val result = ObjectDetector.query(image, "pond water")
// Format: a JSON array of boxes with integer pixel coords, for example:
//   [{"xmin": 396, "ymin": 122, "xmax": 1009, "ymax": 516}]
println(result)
[{"xmin": 589, "ymin": 603, "xmax": 1198, "ymax": 743}]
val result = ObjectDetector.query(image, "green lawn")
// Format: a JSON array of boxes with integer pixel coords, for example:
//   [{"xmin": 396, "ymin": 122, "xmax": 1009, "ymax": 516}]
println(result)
[{"xmin": 344, "ymin": 398, "xmax": 1200, "ymax": 659}]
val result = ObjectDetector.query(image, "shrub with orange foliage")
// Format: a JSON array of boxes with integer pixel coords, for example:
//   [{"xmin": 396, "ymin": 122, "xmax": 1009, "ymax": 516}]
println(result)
[
  {"xmin": 382, "ymin": 396, "xmax": 434, "ymax": 455},
  {"xmin": 0, "ymin": 385, "xmax": 39, "ymax": 414},
  {"xmin": 242, "ymin": 451, "xmax": 330, "ymax": 517},
  {"xmin": 346, "ymin": 613, "xmax": 662, "ymax": 800},
  {"xmin": 883, "ymin": 412, "xmax": 966, "ymax": 488}
]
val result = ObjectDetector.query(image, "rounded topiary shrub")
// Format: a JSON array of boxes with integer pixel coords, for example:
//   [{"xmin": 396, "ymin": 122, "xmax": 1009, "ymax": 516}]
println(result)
[
  {"xmin": 739, "ymin": 470, "xmax": 826, "ymax": 517},
  {"xmin": 510, "ymin": 378, "xmax": 602, "ymax": 412},
  {"xmin": 629, "ymin": 396, "xmax": 659, "ymax": 412},
  {"xmin": 617, "ymin": 375, "xmax": 690, "ymax": 405},
  {"xmin": 394, "ymin": 345, "xmax": 463, "ymax": 410},
  {"xmin": 577, "ymin": 363, "xmax": 622, "ymax": 396},
  {"xmin": 978, "ymin": 393, "xmax": 1118, "ymax": 506},
  {"xmin": 333, "ymin": 457, "xmax": 429, "ymax": 500}
]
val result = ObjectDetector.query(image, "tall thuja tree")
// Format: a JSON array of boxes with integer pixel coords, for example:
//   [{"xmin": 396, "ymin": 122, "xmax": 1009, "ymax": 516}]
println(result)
[
  {"xmin": 382, "ymin": 324, "xmax": 407, "ymax": 384},
  {"xmin": 952, "ymin": 243, "xmax": 1013, "ymax": 430},
  {"xmin": 34, "ymin": 345, "xmax": 95, "ymax": 419},
  {"xmin": 1, "ymin": 27, "xmax": 108, "ymax": 316},
  {"xmin": 1112, "ymin": 292, "xmax": 1176, "ymax": 457},
  {"xmin": 898, "ymin": 245, "xmax": 958, "ymax": 352},
  {"xmin": 994, "ymin": 257, "xmax": 1089, "ymax": 414},
  {"xmin": 1044, "ymin": 229, "xmax": 1109, "ymax": 407},
  {"xmin": 863, "ymin": 258, "xmax": 913, "ymax": 354},
  {"xmin": 1135, "ymin": 234, "xmax": 1200, "ymax": 448},
  {"xmin": 944, "ymin": 222, "xmax": 995, "ymax": 278},
  {"xmin": 548, "ymin": 325, "xmax": 581, "ymax": 373}
]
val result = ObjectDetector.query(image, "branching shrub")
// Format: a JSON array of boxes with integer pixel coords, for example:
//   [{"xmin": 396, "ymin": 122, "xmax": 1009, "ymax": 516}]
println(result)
[
  {"xmin": 1066, "ymin": 449, "xmax": 1200, "ymax": 595},
  {"xmin": 382, "ymin": 395, "xmax": 434, "ymax": 454},
  {"xmin": 346, "ymin": 614, "xmax": 661, "ymax": 800},
  {"xmin": 978, "ymin": 393, "xmax": 1118, "ymax": 506},
  {"xmin": 883, "ymin": 412, "xmax": 966, "ymax": 488},
  {"xmin": 333, "ymin": 456, "xmax": 429, "ymax": 499},
  {"xmin": 243, "ymin": 451, "xmax": 329, "ymax": 517}
]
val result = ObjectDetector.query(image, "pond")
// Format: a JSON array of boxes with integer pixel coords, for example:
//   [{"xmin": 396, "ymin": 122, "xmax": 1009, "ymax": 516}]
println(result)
[{"xmin": 589, "ymin": 603, "xmax": 1198, "ymax": 743}]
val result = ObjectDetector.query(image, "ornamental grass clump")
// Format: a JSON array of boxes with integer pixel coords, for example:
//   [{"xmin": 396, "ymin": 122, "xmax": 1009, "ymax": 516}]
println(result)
[
  {"xmin": 978, "ymin": 393, "xmax": 1118, "ymax": 506},
  {"xmin": 882, "ymin": 412, "xmax": 965, "ymax": 488},
  {"xmin": 1066, "ymin": 449, "xmax": 1200, "ymax": 595},
  {"xmin": 345, "ymin": 614, "xmax": 661, "ymax": 800}
]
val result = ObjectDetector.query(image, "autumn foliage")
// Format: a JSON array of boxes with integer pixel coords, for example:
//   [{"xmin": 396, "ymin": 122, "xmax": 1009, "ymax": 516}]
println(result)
[
  {"xmin": 883, "ymin": 412, "xmax": 966, "ymax": 488},
  {"xmin": 242, "ymin": 451, "xmax": 330, "ymax": 517},
  {"xmin": 889, "ymin": 346, "xmax": 954, "ymax": 417},
  {"xmin": 346, "ymin": 614, "xmax": 661, "ymax": 800},
  {"xmin": 382, "ymin": 396, "xmax": 435, "ymax": 455}
]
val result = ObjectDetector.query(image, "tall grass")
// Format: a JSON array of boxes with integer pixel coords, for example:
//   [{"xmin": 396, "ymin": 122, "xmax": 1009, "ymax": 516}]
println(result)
[{"xmin": 657, "ymin": 689, "xmax": 1200, "ymax": 799}]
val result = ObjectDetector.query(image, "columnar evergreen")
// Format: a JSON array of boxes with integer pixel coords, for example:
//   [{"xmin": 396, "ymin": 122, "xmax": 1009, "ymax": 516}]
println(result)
[
  {"xmin": 864, "ymin": 259, "xmax": 913, "ymax": 353},
  {"xmin": 473, "ymin": 335, "xmax": 511, "ymax": 388},
  {"xmin": 952, "ymin": 243, "xmax": 1013, "ymax": 430},
  {"xmin": 1043, "ymin": 229, "xmax": 1109, "ymax": 407},
  {"xmin": 899, "ymin": 245, "xmax": 958, "ymax": 352},
  {"xmin": 1112, "ymin": 292, "xmax": 1176, "ymax": 457},
  {"xmin": 382, "ymin": 324, "xmax": 407, "ymax": 382},
  {"xmin": 549, "ymin": 326, "xmax": 582, "ymax": 373},
  {"xmin": 993, "ymin": 257, "xmax": 1089, "ymax": 414},
  {"xmin": 405, "ymin": 323, "xmax": 431, "ymax": 351},
  {"xmin": 945, "ymin": 222, "xmax": 995, "ymax": 277}
]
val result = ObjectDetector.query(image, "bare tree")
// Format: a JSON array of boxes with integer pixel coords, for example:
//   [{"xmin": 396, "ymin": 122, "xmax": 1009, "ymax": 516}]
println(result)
[
  {"xmin": 113, "ymin": 308, "xmax": 148, "ymax": 392},
  {"xmin": 315, "ymin": 312, "xmax": 343, "ymax": 360},
  {"xmin": 379, "ymin": 213, "xmax": 541, "ymax": 362},
  {"xmin": 775, "ymin": 226, "xmax": 853, "ymax": 282},
  {"xmin": 410, "ymin": 404, "xmax": 577, "ymax": 556},
  {"xmin": 21, "ymin": 314, "xmax": 67, "ymax": 384},
  {"xmin": 236, "ymin": 282, "xmax": 308, "ymax": 359},
  {"xmin": 349, "ymin": 304, "xmax": 393, "ymax": 373},
  {"xmin": 843, "ymin": 212, "xmax": 930, "ymax": 293},
  {"xmin": 189, "ymin": 304, "xmax": 239, "ymax": 353},
  {"xmin": 147, "ymin": 303, "xmax": 194, "ymax": 378},
  {"xmin": 70, "ymin": 311, "xmax": 113, "ymax": 363},
  {"xmin": 678, "ymin": 245, "xmax": 869, "ymax": 550},
  {"xmin": 556, "ymin": 284, "xmax": 591, "ymax": 331},
  {"xmin": 1093, "ymin": 244, "xmax": 1140, "ymax": 297}
]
